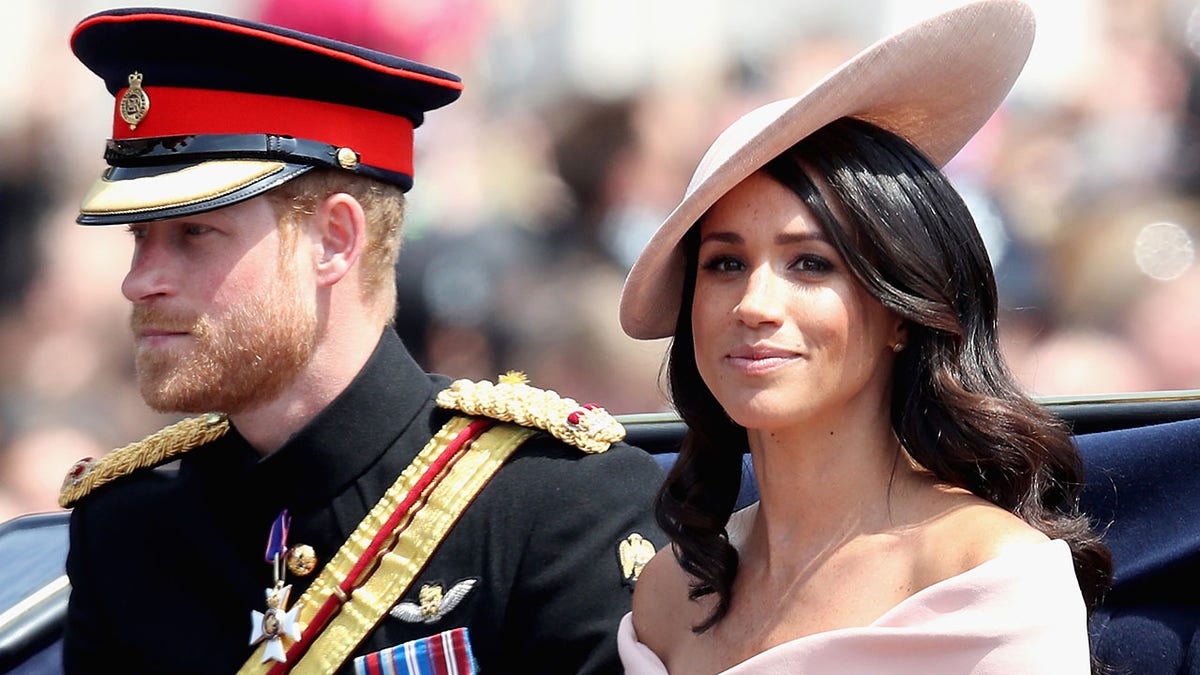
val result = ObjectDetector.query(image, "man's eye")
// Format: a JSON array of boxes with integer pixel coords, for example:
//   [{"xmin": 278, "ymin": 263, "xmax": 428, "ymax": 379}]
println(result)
[
  {"xmin": 185, "ymin": 225, "xmax": 213, "ymax": 236},
  {"xmin": 126, "ymin": 225, "xmax": 147, "ymax": 239}
]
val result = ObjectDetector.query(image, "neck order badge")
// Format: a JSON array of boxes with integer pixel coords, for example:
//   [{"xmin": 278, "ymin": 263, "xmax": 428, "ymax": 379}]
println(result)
[{"xmin": 251, "ymin": 510, "xmax": 303, "ymax": 663}]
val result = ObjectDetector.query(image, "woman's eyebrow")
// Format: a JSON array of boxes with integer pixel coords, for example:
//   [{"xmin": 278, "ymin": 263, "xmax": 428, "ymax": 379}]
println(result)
[
  {"xmin": 698, "ymin": 230, "xmax": 828, "ymax": 246},
  {"xmin": 698, "ymin": 231, "xmax": 742, "ymax": 246},
  {"xmin": 775, "ymin": 231, "xmax": 827, "ymax": 245}
]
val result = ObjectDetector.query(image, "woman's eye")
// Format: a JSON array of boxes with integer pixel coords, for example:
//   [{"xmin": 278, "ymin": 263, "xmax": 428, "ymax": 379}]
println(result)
[
  {"xmin": 126, "ymin": 224, "xmax": 147, "ymax": 240},
  {"xmin": 700, "ymin": 255, "xmax": 744, "ymax": 273},
  {"xmin": 793, "ymin": 254, "xmax": 833, "ymax": 273}
]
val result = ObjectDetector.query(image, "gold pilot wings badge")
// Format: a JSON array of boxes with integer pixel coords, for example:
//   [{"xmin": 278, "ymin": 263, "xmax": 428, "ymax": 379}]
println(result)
[{"xmin": 390, "ymin": 579, "xmax": 478, "ymax": 624}]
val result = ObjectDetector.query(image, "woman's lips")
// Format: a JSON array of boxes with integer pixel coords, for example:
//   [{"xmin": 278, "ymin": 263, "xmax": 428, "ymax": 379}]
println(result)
[{"xmin": 726, "ymin": 344, "xmax": 800, "ymax": 374}]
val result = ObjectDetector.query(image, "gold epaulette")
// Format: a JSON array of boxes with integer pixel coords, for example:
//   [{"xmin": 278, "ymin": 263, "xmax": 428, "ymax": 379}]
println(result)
[
  {"xmin": 435, "ymin": 371, "xmax": 625, "ymax": 454},
  {"xmin": 59, "ymin": 413, "xmax": 230, "ymax": 508}
]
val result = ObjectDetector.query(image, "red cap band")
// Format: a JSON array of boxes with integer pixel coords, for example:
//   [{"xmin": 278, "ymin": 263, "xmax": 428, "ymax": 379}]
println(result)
[{"xmin": 112, "ymin": 86, "xmax": 415, "ymax": 176}]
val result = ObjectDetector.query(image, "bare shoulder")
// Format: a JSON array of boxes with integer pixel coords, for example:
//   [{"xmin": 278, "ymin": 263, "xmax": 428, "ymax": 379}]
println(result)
[
  {"xmin": 631, "ymin": 546, "xmax": 696, "ymax": 658},
  {"xmin": 914, "ymin": 488, "xmax": 1049, "ymax": 586}
]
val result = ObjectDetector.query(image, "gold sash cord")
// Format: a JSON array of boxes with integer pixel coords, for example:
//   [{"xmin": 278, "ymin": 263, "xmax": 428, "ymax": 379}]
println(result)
[{"xmin": 239, "ymin": 416, "xmax": 536, "ymax": 674}]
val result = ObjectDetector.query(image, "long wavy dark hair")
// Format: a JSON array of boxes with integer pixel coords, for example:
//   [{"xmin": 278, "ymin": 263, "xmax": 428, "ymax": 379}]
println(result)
[{"xmin": 660, "ymin": 117, "xmax": 1112, "ymax": 633}]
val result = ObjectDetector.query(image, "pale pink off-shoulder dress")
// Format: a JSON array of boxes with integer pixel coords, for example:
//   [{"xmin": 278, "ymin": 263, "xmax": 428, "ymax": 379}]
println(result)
[{"xmin": 618, "ymin": 538, "xmax": 1089, "ymax": 674}]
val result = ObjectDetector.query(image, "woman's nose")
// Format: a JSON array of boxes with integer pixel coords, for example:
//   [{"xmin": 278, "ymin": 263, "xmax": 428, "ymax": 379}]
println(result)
[{"xmin": 733, "ymin": 266, "xmax": 785, "ymax": 327}]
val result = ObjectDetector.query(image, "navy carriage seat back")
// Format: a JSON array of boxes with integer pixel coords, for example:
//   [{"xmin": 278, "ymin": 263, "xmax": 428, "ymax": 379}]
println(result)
[
  {"xmin": 1078, "ymin": 418, "xmax": 1200, "ymax": 674},
  {"xmin": 652, "ymin": 418, "xmax": 1200, "ymax": 674}
]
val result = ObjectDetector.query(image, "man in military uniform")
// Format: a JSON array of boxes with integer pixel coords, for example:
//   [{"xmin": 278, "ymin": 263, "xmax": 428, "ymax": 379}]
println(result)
[{"xmin": 59, "ymin": 8, "xmax": 664, "ymax": 674}]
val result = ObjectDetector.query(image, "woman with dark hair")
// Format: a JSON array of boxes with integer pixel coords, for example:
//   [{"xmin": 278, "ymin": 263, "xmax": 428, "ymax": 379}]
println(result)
[{"xmin": 616, "ymin": 2, "xmax": 1110, "ymax": 673}]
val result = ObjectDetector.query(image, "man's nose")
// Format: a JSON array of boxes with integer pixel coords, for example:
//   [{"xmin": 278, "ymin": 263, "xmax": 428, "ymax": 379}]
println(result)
[{"xmin": 121, "ymin": 236, "xmax": 174, "ymax": 304}]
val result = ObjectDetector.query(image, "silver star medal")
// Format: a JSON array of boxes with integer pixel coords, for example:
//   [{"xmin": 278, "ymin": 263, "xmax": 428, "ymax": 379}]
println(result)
[{"xmin": 250, "ymin": 582, "xmax": 302, "ymax": 663}]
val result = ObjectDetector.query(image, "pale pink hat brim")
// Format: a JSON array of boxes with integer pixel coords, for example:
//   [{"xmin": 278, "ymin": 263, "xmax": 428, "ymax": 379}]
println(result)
[{"xmin": 619, "ymin": 0, "xmax": 1035, "ymax": 340}]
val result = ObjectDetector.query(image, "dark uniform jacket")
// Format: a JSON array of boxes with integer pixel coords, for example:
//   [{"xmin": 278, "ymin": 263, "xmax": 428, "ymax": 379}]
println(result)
[{"xmin": 63, "ymin": 329, "xmax": 665, "ymax": 673}]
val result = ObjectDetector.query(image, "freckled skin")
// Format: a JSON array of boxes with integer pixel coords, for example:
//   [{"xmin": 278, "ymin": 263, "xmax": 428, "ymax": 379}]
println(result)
[{"xmin": 690, "ymin": 171, "xmax": 901, "ymax": 435}]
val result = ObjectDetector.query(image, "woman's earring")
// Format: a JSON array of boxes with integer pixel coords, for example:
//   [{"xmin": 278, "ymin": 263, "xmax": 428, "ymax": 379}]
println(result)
[{"xmin": 892, "ymin": 342, "xmax": 905, "ymax": 353}]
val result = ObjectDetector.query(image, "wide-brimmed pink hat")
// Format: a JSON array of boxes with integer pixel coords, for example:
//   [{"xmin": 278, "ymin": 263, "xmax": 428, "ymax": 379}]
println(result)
[{"xmin": 619, "ymin": 0, "xmax": 1035, "ymax": 340}]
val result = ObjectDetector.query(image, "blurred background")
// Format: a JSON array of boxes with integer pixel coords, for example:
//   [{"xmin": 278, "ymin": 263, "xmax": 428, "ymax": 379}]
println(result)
[{"xmin": 1, "ymin": 0, "xmax": 1198, "ymax": 519}]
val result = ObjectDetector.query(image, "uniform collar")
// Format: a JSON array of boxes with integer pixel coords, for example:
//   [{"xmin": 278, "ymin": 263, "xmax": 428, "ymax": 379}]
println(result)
[{"xmin": 234, "ymin": 328, "xmax": 442, "ymax": 511}]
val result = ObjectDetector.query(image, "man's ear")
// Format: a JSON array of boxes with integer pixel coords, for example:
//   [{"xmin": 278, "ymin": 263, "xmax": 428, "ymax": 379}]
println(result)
[{"xmin": 312, "ymin": 193, "xmax": 366, "ymax": 288}]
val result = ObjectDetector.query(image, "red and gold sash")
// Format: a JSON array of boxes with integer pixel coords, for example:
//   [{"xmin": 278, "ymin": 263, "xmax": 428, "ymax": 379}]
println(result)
[
  {"xmin": 238, "ymin": 415, "xmax": 535, "ymax": 674},
  {"xmin": 54, "ymin": 371, "xmax": 624, "ymax": 675}
]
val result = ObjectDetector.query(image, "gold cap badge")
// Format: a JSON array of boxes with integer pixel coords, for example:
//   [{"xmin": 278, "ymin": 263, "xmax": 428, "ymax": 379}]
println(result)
[{"xmin": 119, "ymin": 71, "xmax": 151, "ymax": 130}]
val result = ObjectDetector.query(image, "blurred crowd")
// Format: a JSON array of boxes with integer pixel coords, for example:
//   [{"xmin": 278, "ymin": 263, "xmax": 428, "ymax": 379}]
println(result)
[{"xmin": 1, "ymin": 0, "xmax": 1198, "ymax": 519}]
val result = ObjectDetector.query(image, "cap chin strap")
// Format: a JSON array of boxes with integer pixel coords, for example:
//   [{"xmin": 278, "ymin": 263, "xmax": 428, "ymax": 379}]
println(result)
[
  {"xmin": 103, "ymin": 133, "xmax": 413, "ymax": 190},
  {"xmin": 77, "ymin": 133, "xmax": 418, "ymax": 226}
]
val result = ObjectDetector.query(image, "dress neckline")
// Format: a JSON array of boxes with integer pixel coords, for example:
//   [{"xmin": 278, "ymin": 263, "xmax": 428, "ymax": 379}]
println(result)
[{"xmin": 718, "ymin": 536, "xmax": 1068, "ymax": 671}]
